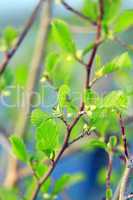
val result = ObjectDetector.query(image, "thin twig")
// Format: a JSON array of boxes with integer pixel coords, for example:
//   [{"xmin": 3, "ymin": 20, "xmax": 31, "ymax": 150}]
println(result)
[
  {"xmin": 68, "ymin": 130, "xmax": 91, "ymax": 146},
  {"xmin": 0, "ymin": 0, "xmax": 45, "ymax": 75},
  {"xmin": 61, "ymin": 0, "xmax": 97, "ymax": 25},
  {"xmin": 118, "ymin": 113, "xmax": 129, "ymax": 159},
  {"xmin": 29, "ymin": 1, "xmax": 105, "ymax": 199},
  {"xmin": 106, "ymin": 152, "xmax": 113, "ymax": 200},
  {"xmin": 114, "ymin": 37, "xmax": 133, "ymax": 51},
  {"xmin": 85, "ymin": 0, "xmax": 104, "ymax": 89},
  {"xmin": 119, "ymin": 166, "xmax": 132, "ymax": 200}
]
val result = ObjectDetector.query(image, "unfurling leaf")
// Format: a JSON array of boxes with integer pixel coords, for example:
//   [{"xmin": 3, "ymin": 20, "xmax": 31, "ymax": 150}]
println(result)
[
  {"xmin": 114, "ymin": 10, "xmax": 133, "ymax": 33},
  {"xmin": 52, "ymin": 19, "xmax": 76, "ymax": 54},
  {"xmin": 31, "ymin": 108, "xmax": 50, "ymax": 127},
  {"xmin": 58, "ymin": 84, "xmax": 70, "ymax": 109},
  {"xmin": 10, "ymin": 135, "xmax": 28, "ymax": 162},
  {"xmin": 36, "ymin": 119, "xmax": 59, "ymax": 157},
  {"xmin": 96, "ymin": 52, "xmax": 132, "ymax": 78}
]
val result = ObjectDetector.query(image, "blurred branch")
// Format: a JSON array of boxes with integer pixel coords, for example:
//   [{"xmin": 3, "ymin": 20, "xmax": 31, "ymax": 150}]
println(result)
[
  {"xmin": 119, "ymin": 166, "xmax": 132, "ymax": 200},
  {"xmin": 61, "ymin": 0, "xmax": 97, "ymax": 25},
  {"xmin": 85, "ymin": 0, "xmax": 104, "ymax": 88},
  {"xmin": 4, "ymin": 0, "xmax": 52, "ymax": 188},
  {"xmin": 29, "ymin": 1, "xmax": 104, "ymax": 200},
  {"xmin": 114, "ymin": 37, "xmax": 133, "ymax": 51},
  {"xmin": 0, "ymin": 0, "xmax": 45, "ymax": 75},
  {"xmin": 118, "ymin": 113, "xmax": 129, "ymax": 159},
  {"xmin": 106, "ymin": 152, "xmax": 113, "ymax": 200},
  {"xmin": 126, "ymin": 194, "xmax": 133, "ymax": 200}
]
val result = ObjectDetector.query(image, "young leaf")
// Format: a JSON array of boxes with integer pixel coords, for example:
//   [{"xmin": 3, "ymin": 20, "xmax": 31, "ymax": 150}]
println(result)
[
  {"xmin": 96, "ymin": 52, "xmax": 132, "ymax": 78},
  {"xmin": 82, "ymin": 0, "xmax": 98, "ymax": 21},
  {"xmin": 52, "ymin": 19, "xmax": 76, "ymax": 54},
  {"xmin": 103, "ymin": 90, "xmax": 128, "ymax": 111},
  {"xmin": 3, "ymin": 26, "xmax": 18, "ymax": 48},
  {"xmin": 31, "ymin": 108, "xmax": 50, "ymax": 127},
  {"xmin": 36, "ymin": 119, "xmax": 59, "ymax": 157},
  {"xmin": 85, "ymin": 138, "xmax": 107, "ymax": 150},
  {"xmin": 82, "ymin": 42, "xmax": 95, "ymax": 57},
  {"xmin": 114, "ymin": 10, "xmax": 133, "ymax": 33},
  {"xmin": 109, "ymin": 136, "xmax": 117, "ymax": 148},
  {"xmin": 103, "ymin": 0, "xmax": 121, "ymax": 24},
  {"xmin": 58, "ymin": 84, "xmax": 70, "ymax": 109},
  {"xmin": 10, "ymin": 135, "xmax": 28, "ymax": 162},
  {"xmin": 52, "ymin": 173, "xmax": 85, "ymax": 195},
  {"xmin": 45, "ymin": 52, "xmax": 59, "ymax": 73},
  {"xmin": 106, "ymin": 188, "xmax": 113, "ymax": 199}
]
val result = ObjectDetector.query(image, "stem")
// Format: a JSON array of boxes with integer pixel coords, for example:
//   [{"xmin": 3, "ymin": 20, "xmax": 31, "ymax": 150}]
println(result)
[
  {"xmin": 118, "ymin": 113, "xmax": 129, "ymax": 159},
  {"xmin": 119, "ymin": 166, "xmax": 131, "ymax": 200},
  {"xmin": 29, "ymin": 1, "xmax": 104, "ymax": 199},
  {"xmin": 0, "ymin": 0, "xmax": 44, "ymax": 75},
  {"xmin": 61, "ymin": 0, "xmax": 97, "ymax": 25},
  {"xmin": 85, "ymin": 0, "xmax": 104, "ymax": 88},
  {"xmin": 106, "ymin": 152, "xmax": 113, "ymax": 200}
]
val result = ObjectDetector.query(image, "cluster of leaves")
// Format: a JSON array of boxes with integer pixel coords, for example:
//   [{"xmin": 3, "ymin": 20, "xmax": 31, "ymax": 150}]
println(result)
[{"xmin": 1, "ymin": 0, "xmax": 133, "ymax": 199}]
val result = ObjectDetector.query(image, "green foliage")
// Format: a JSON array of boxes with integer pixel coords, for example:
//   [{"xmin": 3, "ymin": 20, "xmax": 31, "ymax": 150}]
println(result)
[
  {"xmin": 10, "ymin": 135, "xmax": 28, "ymax": 162},
  {"xmin": 45, "ymin": 52, "xmax": 59, "ymax": 73},
  {"xmin": 31, "ymin": 108, "xmax": 50, "ymax": 127},
  {"xmin": 103, "ymin": 90, "xmax": 128, "ymax": 112},
  {"xmin": 114, "ymin": 10, "xmax": 133, "ymax": 32},
  {"xmin": 85, "ymin": 138, "xmax": 107, "ymax": 150},
  {"xmin": 0, "ymin": 188, "xmax": 20, "ymax": 200},
  {"xmin": 106, "ymin": 188, "xmax": 113, "ymax": 199},
  {"xmin": 58, "ymin": 84, "xmax": 70, "ymax": 109},
  {"xmin": 82, "ymin": 0, "xmax": 98, "ymax": 21},
  {"xmin": 51, "ymin": 19, "xmax": 76, "ymax": 54},
  {"xmin": 0, "ymin": 26, "xmax": 18, "ymax": 51},
  {"xmin": 82, "ymin": 42, "xmax": 95, "ymax": 57},
  {"xmin": 52, "ymin": 173, "xmax": 85, "ymax": 195},
  {"xmin": 109, "ymin": 136, "xmax": 117, "ymax": 148},
  {"xmin": 103, "ymin": 0, "xmax": 121, "ymax": 24},
  {"xmin": 95, "ymin": 52, "xmax": 132, "ymax": 79},
  {"xmin": 36, "ymin": 119, "xmax": 59, "ymax": 157}
]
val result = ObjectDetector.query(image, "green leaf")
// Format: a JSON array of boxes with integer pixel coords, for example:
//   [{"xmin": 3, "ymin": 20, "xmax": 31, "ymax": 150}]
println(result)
[
  {"xmin": 3, "ymin": 26, "xmax": 18, "ymax": 48},
  {"xmin": 109, "ymin": 136, "xmax": 117, "ymax": 148},
  {"xmin": 0, "ymin": 188, "xmax": 21, "ymax": 200},
  {"xmin": 82, "ymin": 0, "xmax": 98, "ymax": 21},
  {"xmin": 103, "ymin": 0, "xmax": 121, "ymax": 24},
  {"xmin": 10, "ymin": 135, "xmax": 28, "ymax": 162},
  {"xmin": 58, "ymin": 84, "xmax": 70, "ymax": 109},
  {"xmin": 85, "ymin": 138, "xmax": 107, "ymax": 150},
  {"xmin": 31, "ymin": 108, "xmax": 50, "ymax": 127},
  {"xmin": 114, "ymin": 10, "xmax": 133, "ymax": 33},
  {"xmin": 52, "ymin": 173, "xmax": 85, "ymax": 195},
  {"xmin": 51, "ymin": 19, "xmax": 76, "ymax": 53},
  {"xmin": 45, "ymin": 52, "xmax": 59, "ymax": 73},
  {"xmin": 96, "ymin": 52, "xmax": 132, "ymax": 78},
  {"xmin": 36, "ymin": 119, "xmax": 59, "ymax": 157},
  {"xmin": 103, "ymin": 90, "xmax": 128, "ymax": 112},
  {"xmin": 106, "ymin": 188, "xmax": 113, "ymax": 199},
  {"xmin": 82, "ymin": 42, "xmax": 95, "ymax": 57}
]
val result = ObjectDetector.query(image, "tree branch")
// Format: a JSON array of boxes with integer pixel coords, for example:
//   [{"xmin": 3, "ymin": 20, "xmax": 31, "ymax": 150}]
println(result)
[
  {"xmin": 85, "ymin": 0, "xmax": 104, "ymax": 88},
  {"xmin": 106, "ymin": 152, "xmax": 113, "ymax": 200},
  {"xmin": 0, "ymin": 0, "xmax": 45, "ymax": 75},
  {"xmin": 118, "ymin": 113, "xmax": 129, "ymax": 160},
  {"xmin": 119, "ymin": 166, "xmax": 132, "ymax": 200},
  {"xmin": 61, "ymin": 0, "xmax": 97, "ymax": 25}
]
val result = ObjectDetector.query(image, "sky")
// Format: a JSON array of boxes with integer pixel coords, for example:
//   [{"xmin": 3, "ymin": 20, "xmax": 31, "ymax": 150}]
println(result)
[{"xmin": 0, "ymin": 0, "xmax": 133, "ymax": 27}]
